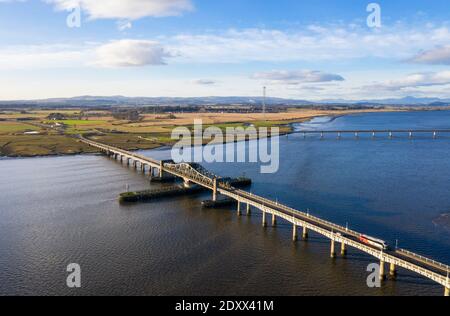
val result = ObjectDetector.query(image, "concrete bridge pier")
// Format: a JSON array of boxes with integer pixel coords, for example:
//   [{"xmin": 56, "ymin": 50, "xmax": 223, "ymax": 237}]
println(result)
[
  {"xmin": 330, "ymin": 239, "xmax": 336, "ymax": 258},
  {"xmin": 337, "ymin": 132, "xmax": 341, "ymax": 139},
  {"xmin": 341, "ymin": 242, "xmax": 347, "ymax": 257},
  {"xmin": 212, "ymin": 178, "xmax": 218, "ymax": 202},
  {"xmin": 271, "ymin": 214, "xmax": 277, "ymax": 227},
  {"xmin": 237, "ymin": 202, "xmax": 241, "ymax": 216},
  {"xmin": 389, "ymin": 263, "xmax": 397, "ymax": 278},
  {"xmin": 389, "ymin": 131, "xmax": 393, "ymax": 139},
  {"xmin": 445, "ymin": 286, "xmax": 450, "ymax": 297},
  {"xmin": 159, "ymin": 161, "xmax": 164, "ymax": 178},
  {"xmin": 409, "ymin": 131, "xmax": 413, "ymax": 139},
  {"xmin": 262, "ymin": 212, "xmax": 267, "ymax": 227},
  {"xmin": 302, "ymin": 226, "xmax": 308, "ymax": 240},
  {"xmin": 183, "ymin": 178, "xmax": 193, "ymax": 188},
  {"xmin": 433, "ymin": 131, "xmax": 437, "ymax": 139},
  {"xmin": 292, "ymin": 224, "xmax": 298, "ymax": 242},
  {"xmin": 246, "ymin": 204, "xmax": 251, "ymax": 216},
  {"xmin": 379, "ymin": 260, "xmax": 386, "ymax": 281}
]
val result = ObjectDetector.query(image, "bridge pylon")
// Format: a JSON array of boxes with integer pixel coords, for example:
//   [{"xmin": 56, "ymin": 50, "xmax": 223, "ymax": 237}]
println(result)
[{"xmin": 212, "ymin": 178, "xmax": 218, "ymax": 202}]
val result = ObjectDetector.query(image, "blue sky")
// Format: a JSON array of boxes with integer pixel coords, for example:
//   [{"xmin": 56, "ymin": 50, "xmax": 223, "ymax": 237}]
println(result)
[{"xmin": 0, "ymin": 0, "xmax": 449, "ymax": 100}]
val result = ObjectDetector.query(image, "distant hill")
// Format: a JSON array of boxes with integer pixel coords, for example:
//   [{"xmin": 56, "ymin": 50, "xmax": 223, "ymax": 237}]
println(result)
[{"xmin": 0, "ymin": 95, "xmax": 449, "ymax": 107}]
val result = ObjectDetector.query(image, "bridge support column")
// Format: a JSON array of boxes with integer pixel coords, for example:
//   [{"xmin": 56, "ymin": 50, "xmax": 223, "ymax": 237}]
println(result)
[
  {"xmin": 272, "ymin": 214, "xmax": 277, "ymax": 227},
  {"xmin": 302, "ymin": 226, "xmax": 308, "ymax": 240},
  {"xmin": 183, "ymin": 179, "xmax": 192, "ymax": 188},
  {"xmin": 212, "ymin": 178, "xmax": 218, "ymax": 202},
  {"xmin": 237, "ymin": 202, "xmax": 241, "ymax": 216},
  {"xmin": 159, "ymin": 161, "xmax": 164, "ymax": 178},
  {"xmin": 379, "ymin": 260, "xmax": 386, "ymax": 281},
  {"xmin": 262, "ymin": 212, "xmax": 267, "ymax": 227},
  {"xmin": 389, "ymin": 263, "xmax": 397, "ymax": 278},
  {"xmin": 330, "ymin": 239, "xmax": 336, "ymax": 258},
  {"xmin": 341, "ymin": 242, "xmax": 347, "ymax": 257},
  {"xmin": 445, "ymin": 287, "xmax": 450, "ymax": 297},
  {"xmin": 292, "ymin": 224, "xmax": 298, "ymax": 242},
  {"xmin": 246, "ymin": 204, "xmax": 251, "ymax": 216}
]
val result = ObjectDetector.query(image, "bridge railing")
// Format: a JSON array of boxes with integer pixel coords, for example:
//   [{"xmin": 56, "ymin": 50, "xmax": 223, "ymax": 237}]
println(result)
[
  {"xmin": 236, "ymin": 189, "xmax": 361, "ymax": 237},
  {"xmin": 79, "ymin": 136, "xmax": 160, "ymax": 165},
  {"xmin": 397, "ymin": 248, "xmax": 450, "ymax": 273}
]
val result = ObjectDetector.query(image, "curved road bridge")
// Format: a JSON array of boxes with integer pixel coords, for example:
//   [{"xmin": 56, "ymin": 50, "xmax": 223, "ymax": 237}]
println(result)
[{"xmin": 79, "ymin": 136, "xmax": 450, "ymax": 296}]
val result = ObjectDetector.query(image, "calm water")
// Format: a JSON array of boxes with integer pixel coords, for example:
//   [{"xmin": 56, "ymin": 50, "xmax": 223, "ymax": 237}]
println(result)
[{"xmin": 1, "ymin": 111, "xmax": 450, "ymax": 296}]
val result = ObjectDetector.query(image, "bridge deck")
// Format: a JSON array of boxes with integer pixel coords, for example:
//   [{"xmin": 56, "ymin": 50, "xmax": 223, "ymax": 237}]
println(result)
[{"xmin": 294, "ymin": 129, "xmax": 450, "ymax": 133}]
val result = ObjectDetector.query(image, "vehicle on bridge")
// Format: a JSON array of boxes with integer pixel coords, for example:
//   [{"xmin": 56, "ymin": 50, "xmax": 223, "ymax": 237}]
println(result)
[{"xmin": 359, "ymin": 234, "xmax": 389, "ymax": 251}]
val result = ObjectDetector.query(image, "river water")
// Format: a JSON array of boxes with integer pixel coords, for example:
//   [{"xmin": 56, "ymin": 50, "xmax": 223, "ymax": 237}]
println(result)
[{"xmin": 1, "ymin": 111, "xmax": 450, "ymax": 296}]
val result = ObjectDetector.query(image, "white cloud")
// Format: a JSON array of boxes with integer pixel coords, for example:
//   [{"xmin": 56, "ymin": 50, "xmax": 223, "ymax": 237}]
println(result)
[
  {"xmin": 192, "ymin": 79, "xmax": 217, "ymax": 85},
  {"xmin": 0, "ymin": 40, "xmax": 172, "ymax": 69},
  {"xmin": 364, "ymin": 71, "xmax": 450, "ymax": 91},
  {"xmin": 0, "ymin": 44, "xmax": 91, "ymax": 69},
  {"xmin": 410, "ymin": 46, "xmax": 450, "ymax": 65},
  {"xmin": 165, "ymin": 25, "xmax": 450, "ymax": 63},
  {"xmin": 117, "ymin": 20, "xmax": 132, "ymax": 31},
  {"xmin": 45, "ymin": 0, "xmax": 193, "ymax": 20},
  {"xmin": 93, "ymin": 40, "xmax": 172, "ymax": 67},
  {"xmin": 252, "ymin": 70, "xmax": 344, "ymax": 84}
]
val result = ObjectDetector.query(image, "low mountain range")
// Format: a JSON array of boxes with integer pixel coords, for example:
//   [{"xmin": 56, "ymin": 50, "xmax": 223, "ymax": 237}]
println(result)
[{"xmin": 1, "ymin": 95, "xmax": 449, "ymax": 107}]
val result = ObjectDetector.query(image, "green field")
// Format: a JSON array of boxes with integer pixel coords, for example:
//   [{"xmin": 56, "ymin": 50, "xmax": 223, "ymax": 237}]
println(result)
[{"xmin": 0, "ymin": 122, "xmax": 39, "ymax": 134}]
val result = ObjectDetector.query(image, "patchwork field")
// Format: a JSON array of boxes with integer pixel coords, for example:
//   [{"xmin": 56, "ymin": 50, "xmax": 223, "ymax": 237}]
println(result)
[{"xmin": 0, "ymin": 108, "xmax": 403, "ymax": 157}]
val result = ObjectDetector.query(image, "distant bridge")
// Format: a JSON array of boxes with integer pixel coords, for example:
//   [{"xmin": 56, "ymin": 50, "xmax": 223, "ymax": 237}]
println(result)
[
  {"xmin": 293, "ymin": 129, "xmax": 450, "ymax": 139},
  {"xmin": 79, "ymin": 136, "xmax": 450, "ymax": 296}
]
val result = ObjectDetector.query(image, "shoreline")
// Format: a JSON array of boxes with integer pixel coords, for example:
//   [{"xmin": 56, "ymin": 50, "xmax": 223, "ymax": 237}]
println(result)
[{"xmin": 0, "ymin": 108, "xmax": 435, "ymax": 159}]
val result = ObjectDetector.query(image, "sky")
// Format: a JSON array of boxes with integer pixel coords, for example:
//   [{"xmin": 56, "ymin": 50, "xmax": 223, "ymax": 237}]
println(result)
[{"xmin": 0, "ymin": 0, "xmax": 449, "ymax": 100}]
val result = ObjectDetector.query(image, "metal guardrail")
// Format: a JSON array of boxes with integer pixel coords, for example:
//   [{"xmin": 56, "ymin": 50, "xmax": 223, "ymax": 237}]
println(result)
[
  {"xmin": 398, "ymin": 248, "xmax": 450, "ymax": 273},
  {"xmin": 236, "ymin": 189, "xmax": 361, "ymax": 237}
]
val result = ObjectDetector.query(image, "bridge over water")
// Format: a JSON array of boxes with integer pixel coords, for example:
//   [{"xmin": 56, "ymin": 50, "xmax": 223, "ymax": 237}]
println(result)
[
  {"xmin": 79, "ymin": 136, "xmax": 450, "ymax": 296},
  {"xmin": 293, "ymin": 129, "xmax": 450, "ymax": 139}
]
